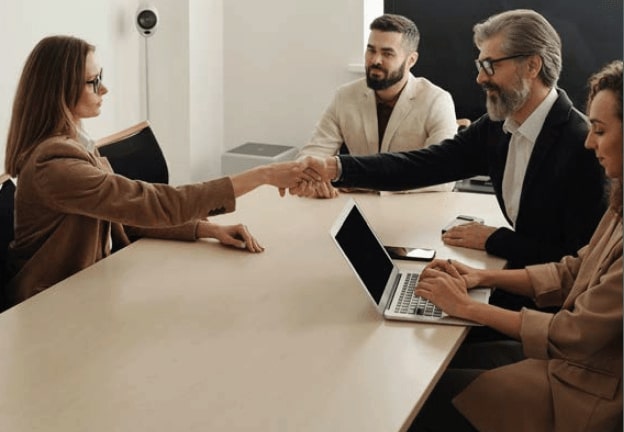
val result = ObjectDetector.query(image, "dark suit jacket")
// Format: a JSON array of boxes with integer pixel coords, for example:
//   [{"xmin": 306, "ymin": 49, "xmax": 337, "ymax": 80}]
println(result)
[{"xmin": 335, "ymin": 89, "xmax": 606, "ymax": 269}]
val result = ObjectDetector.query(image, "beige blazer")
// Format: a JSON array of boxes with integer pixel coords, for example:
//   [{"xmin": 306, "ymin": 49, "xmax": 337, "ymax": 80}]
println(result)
[
  {"xmin": 454, "ymin": 209, "xmax": 623, "ymax": 432},
  {"xmin": 298, "ymin": 74, "xmax": 458, "ymax": 192},
  {"xmin": 4, "ymin": 136, "xmax": 237, "ymax": 306}
]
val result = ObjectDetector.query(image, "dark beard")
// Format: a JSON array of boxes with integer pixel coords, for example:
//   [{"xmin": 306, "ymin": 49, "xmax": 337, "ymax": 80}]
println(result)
[{"xmin": 366, "ymin": 60, "xmax": 406, "ymax": 91}]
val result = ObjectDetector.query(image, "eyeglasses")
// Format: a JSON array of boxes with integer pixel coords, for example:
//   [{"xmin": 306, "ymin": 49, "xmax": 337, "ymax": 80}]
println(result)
[
  {"xmin": 86, "ymin": 69, "xmax": 103, "ymax": 93},
  {"xmin": 474, "ymin": 54, "xmax": 531, "ymax": 76}
]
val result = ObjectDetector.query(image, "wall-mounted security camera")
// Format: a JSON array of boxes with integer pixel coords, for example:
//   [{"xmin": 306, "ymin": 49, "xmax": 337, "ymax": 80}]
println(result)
[{"xmin": 135, "ymin": 6, "xmax": 159, "ymax": 37}]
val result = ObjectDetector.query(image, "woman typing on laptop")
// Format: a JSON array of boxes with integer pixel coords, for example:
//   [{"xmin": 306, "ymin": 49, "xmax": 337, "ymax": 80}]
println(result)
[{"xmin": 409, "ymin": 61, "xmax": 622, "ymax": 431}]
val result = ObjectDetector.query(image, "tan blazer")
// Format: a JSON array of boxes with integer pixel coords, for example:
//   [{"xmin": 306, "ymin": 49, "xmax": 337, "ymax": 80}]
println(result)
[
  {"xmin": 298, "ymin": 74, "xmax": 458, "ymax": 192},
  {"xmin": 4, "ymin": 136, "xmax": 237, "ymax": 306},
  {"xmin": 454, "ymin": 209, "xmax": 623, "ymax": 432}
]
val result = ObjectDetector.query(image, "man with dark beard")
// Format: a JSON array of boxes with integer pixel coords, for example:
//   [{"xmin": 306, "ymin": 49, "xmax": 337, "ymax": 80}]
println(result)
[
  {"xmin": 296, "ymin": 9, "xmax": 606, "ymax": 316},
  {"xmin": 297, "ymin": 14, "xmax": 457, "ymax": 198}
]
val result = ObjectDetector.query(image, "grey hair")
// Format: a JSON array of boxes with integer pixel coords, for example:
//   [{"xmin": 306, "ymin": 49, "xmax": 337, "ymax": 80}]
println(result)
[
  {"xmin": 473, "ymin": 9, "xmax": 562, "ymax": 88},
  {"xmin": 370, "ymin": 14, "xmax": 420, "ymax": 52}
]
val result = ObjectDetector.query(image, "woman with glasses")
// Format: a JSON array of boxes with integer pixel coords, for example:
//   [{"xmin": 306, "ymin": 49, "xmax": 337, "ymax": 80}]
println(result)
[
  {"xmin": 410, "ymin": 60, "xmax": 622, "ymax": 432},
  {"xmin": 2, "ymin": 35, "xmax": 315, "ymax": 308}
]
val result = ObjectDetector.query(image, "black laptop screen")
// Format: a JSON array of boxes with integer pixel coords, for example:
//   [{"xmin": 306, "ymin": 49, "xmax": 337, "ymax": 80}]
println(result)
[{"xmin": 335, "ymin": 204, "xmax": 394, "ymax": 304}]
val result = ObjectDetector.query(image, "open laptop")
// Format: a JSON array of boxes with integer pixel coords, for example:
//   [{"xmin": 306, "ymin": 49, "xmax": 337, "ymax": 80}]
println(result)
[{"xmin": 330, "ymin": 199, "xmax": 490, "ymax": 326}]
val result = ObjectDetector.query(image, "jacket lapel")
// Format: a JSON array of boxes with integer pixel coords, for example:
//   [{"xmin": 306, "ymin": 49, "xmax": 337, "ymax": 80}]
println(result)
[
  {"xmin": 380, "ymin": 74, "xmax": 415, "ymax": 152},
  {"xmin": 489, "ymin": 131, "xmax": 512, "ymax": 224},
  {"xmin": 519, "ymin": 89, "xmax": 571, "ymax": 206},
  {"xmin": 360, "ymin": 88, "xmax": 379, "ymax": 154},
  {"xmin": 563, "ymin": 213, "xmax": 622, "ymax": 308}
]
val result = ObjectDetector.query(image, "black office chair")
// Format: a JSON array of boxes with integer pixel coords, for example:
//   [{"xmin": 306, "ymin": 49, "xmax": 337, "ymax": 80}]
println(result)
[
  {"xmin": 96, "ymin": 121, "xmax": 169, "ymax": 184},
  {"xmin": 0, "ymin": 175, "xmax": 15, "ymax": 312}
]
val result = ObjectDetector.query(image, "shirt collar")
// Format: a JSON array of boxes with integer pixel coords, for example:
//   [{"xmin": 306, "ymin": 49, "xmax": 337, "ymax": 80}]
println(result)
[
  {"xmin": 502, "ymin": 88, "xmax": 558, "ymax": 142},
  {"xmin": 76, "ymin": 125, "xmax": 95, "ymax": 153}
]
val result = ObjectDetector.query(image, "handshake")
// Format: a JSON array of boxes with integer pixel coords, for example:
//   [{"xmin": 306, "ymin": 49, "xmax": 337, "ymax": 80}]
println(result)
[{"xmin": 261, "ymin": 156, "xmax": 341, "ymax": 198}]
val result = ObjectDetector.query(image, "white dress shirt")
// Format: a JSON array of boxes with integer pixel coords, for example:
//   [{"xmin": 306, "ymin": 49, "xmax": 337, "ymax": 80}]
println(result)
[
  {"xmin": 501, "ymin": 88, "xmax": 558, "ymax": 225},
  {"xmin": 76, "ymin": 125, "xmax": 96, "ymax": 153}
]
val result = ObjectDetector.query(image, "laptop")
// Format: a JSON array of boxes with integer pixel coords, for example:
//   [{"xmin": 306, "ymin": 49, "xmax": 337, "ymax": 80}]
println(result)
[{"xmin": 330, "ymin": 199, "xmax": 490, "ymax": 326}]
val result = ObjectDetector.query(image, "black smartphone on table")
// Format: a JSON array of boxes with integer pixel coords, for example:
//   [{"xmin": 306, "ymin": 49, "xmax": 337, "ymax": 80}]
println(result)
[{"xmin": 383, "ymin": 246, "xmax": 436, "ymax": 262}]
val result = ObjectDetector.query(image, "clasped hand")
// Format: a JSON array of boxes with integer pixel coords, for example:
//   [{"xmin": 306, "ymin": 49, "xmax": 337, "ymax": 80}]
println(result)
[{"xmin": 267, "ymin": 156, "xmax": 337, "ymax": 197}]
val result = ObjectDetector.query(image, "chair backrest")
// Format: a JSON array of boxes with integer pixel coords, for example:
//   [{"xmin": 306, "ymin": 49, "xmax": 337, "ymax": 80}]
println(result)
[
  {"xmin": 0, "ymin": 174, "xmax": 15, "ymax": 264},
  {"xmin": 96, "ymin": 121, "xmax": 169, "ymax": 184},
  {"xmin": 0, "ymin": 174, "xmax": 15, "ymax": 311}
]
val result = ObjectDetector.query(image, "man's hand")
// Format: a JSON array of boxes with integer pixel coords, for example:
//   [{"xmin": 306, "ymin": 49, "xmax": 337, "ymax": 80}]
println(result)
[
  {"xmin": 231, "ymin": 158, "xmax": 324, "ymax": 198},
  {"xmin": 307, "ymin": 181, "xmax": 339, "ymax": 199},
  {"xmin": 442, "ymin": 222, "xmax": 497, "ymax": 250},
  {"xmin": 264, "ymin": 160, "xmax": 322, "ymax": 196},
  {"xmin": 289, "ymin": 156, "xmax": 339, "ymax": 197},
  {"xmin": 290, "ymin": 180, "xmax": 334, "ymax": 198},
  {"xmin": 299, "ymin": 156, "xmax": 337, "ymax": 182}
]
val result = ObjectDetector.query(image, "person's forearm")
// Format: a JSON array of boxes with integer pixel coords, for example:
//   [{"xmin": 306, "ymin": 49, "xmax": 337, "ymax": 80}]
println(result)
[
  {"xmin": 478, "ymin": 268, "xmax": 534, "ymax": 298},
  {"xmin": 195, "ymin": 220, "xmax": 216, "ymax": 238},
  {"xmin": 329, "ymin": 156, "xmax": 339, "ymax": 181},
  {"xmin": 463, "ymin": 302, "xmax": 522, "ymax": 339},
  {"xmin": 230, "ymin": 166, "xmax": 269, "ymax": 197}
]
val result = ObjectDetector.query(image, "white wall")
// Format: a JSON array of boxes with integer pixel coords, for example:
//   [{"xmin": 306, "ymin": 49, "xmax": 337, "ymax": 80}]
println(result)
[
  {"xmin": 189, "ymin": 0, "xmax": 224, "ymax": 182},
  {"xmin": 0, "ymin": 0, "xmax": 371, "ymax": 185},
  {"xmin": 142, "ymin": 0, "xmax": 191, "ymax": 185},
  {"xmin": 223, "ymin": 0, "xmax": 366, "ymax": 154},
  {"xmin": 140, "ymin": 0, "xmax": 225, "ymax": 185},
  {"xmin": 0, "ymin": 0, "xmax": 198, "ymax": 185},
  {"xmin": 147, "ymin": 0, "xmax": 371, "ymax": 183},
  {"xmin": 0, "ymin": 0, "xmax": 143, "ymax": 171}
]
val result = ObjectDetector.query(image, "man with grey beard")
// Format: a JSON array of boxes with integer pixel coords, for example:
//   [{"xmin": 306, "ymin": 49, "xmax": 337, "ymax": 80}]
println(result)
[{"xmin": 295, "ymin": 9, "xmax": 606, "ymax": 315}]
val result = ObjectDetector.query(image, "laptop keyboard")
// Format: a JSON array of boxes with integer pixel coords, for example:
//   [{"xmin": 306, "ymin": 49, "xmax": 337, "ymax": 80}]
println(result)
[{"xmin": 395, "ymin": 273, "xmax": 443, "ymax": 317}]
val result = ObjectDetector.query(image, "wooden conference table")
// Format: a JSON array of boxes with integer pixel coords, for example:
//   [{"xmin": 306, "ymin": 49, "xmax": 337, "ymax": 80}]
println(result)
[{"xmin": 0, "ymin": 187, "xmax": 509, "ymax": 432}]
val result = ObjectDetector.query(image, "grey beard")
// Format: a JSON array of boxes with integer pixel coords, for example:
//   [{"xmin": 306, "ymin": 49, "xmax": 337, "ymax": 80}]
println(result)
[{"xmin": 485, "ymin": 80, "xmax": 531, "ymax": 121}]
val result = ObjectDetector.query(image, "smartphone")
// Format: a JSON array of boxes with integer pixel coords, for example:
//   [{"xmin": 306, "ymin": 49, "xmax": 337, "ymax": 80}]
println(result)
[
  {"xmin": 384, "ymin": 246, "xmax": 436, "ymax": 262},
  {"xmin": 441, "ymin": 215, "xmax": 485, "ymax": 233}
]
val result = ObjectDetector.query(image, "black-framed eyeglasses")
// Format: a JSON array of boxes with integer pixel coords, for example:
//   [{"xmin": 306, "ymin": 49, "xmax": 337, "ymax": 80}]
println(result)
[
  {"xmin": 474, "ymin": 54, "xmax": 531, "ymax": 76},
  {"xmin": 86, "ymin": 69, "xmax": 103, "ymax": 93}
]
